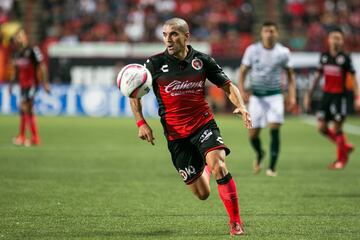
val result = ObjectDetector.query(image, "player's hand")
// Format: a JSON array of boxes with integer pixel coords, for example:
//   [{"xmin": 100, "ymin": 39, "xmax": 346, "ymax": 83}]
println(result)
[
  {"xmin": 233, "ymin": 107, "xmax": 252, "ymax": 129},
  {"xmin": 287, "ymin": 96, "xmax": 297, "ymax": 112},
  {"xmin": 303, "ymin": 94, "xmax": 311, "ymax": 112},
  {"xmin": 43, "ymin": 83, "xmax": 51, "ymax": 94},
  {"xmin": 138, "ymin": 124, "xmax": 155, "ymax": 145}
]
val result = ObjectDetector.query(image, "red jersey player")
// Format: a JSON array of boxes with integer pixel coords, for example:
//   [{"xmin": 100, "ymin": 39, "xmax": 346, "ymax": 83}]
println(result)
[
  {"xmin": 130, "ymin": 18, "xmax": 252, "ymax": 235},
  {"xmin": 10, "ymin": 28, "xmax": 50, "ymax": 146},
  {"xmin": 304, "ymin": 28, "xmax": 360, "ymax": 169}
]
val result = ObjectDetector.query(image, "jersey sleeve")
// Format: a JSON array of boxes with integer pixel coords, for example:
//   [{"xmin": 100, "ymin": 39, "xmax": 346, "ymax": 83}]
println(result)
[
  {"xmin": 144, "ymin": 58, "xmax": 155, "ymax": 76},
  {"xmin": 204, "ymin": 56, "xmax": 231, "ymax": 87},
  {"xmin": 283, "ymin": 48, "xmax": 293, "ymax": 69},
  {"xmin": 346, "ymin": 55, "xmax": 356, "ymax": 74},
  {"xmin": 31, "ymin": 46, "xmax": 44, "ymax": 65},
  {"xmin": 317, "ymin": 53, "xmax": 324, "ymax": 73},
  {"xmin": 241, "ymin": 45, "xmax": 253, "ymax": 67}
]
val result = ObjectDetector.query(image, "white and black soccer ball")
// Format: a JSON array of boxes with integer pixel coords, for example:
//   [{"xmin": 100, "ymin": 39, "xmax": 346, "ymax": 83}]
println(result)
[{"xmin": 117, "ymin": 63, "xmax": 152, "ymax": 98}]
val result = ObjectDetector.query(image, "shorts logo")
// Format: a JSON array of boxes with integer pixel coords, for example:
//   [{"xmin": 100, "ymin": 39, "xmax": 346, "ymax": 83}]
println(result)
[
  {"xmin": 200, "ymin": 129, "xmax": 213, "ymax": 143},
  {"xmin": 191, "ymin": 58, "xmax": 203, "ymax": 70},
  {"xmin": 179, "ymin": 165, "xmax": 196, "ymax": 181},
  {"xmin": 216, "ymin": 137, "xmax": 224, "ymax": 144}
]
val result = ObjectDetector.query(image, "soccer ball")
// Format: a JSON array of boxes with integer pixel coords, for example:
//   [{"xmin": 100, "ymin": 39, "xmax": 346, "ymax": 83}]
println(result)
[{"xmin": 117, "ymin": 63, "xmax": 152, "ymax": 98}]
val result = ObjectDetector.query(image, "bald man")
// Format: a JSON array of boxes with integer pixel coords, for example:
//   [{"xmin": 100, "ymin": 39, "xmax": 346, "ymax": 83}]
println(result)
[{"xmin": 129, "ymin": 18, "xmax": 252, "ymax": 235}]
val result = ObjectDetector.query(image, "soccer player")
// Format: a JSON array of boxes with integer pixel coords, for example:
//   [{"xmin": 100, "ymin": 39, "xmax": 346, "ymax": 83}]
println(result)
[
  {"xmin": 129, "ymin": 18, "xmax": 252, "ymax": 236},
  {"xmin": 10, "ymin": 28, "xmax": 50, "ymax": 146},
  {"xmin": 304, "ymin": 28, "xmax": 360, "ymax": 169},
  {"xmin": 238, "ymin": 21, "xmax": 296, "ymax": 177}
]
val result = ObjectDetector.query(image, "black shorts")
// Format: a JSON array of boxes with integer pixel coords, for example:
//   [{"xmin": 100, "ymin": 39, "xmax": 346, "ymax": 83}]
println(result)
[
  {"xmin": 21, "ymin": 86, "xmax": 38, "ymax": 102},
  {"xmin": 317, "ymin": 93, "xmax": 347, "ymax": 122},
  {"xmin": 167, "ymin": 120, "xmax": 230, "ymax": 185}
]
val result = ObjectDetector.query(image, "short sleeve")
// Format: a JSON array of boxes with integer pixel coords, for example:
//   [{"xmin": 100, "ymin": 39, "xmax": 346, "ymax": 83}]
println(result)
[
  {"xmin": 144, "ymin": 58, "xmax": 155, "ymax": 76},
  {"xmin": 283, "ymin": 48, "xmax": 293, "ymax": 69},
  {"xmin": 32, "ymin": 46, "xmax": 43, "ymax": 65},
  {"xmin": 241, "ymin": 45, "xmax": 253, "ymax": 67},
  {"xmin": 317, "ymin": 53, "xmax": 324, "ymax": 73},
  {"xmin": 205, "ymin": 56, "xmax": 231, "ymax": 87},
  {"xmin": 346, "ymin": 55, "xmax": 356, "ymax": 74}
]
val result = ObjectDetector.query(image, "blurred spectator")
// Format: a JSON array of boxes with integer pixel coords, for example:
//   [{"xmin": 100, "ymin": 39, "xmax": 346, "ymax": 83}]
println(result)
[
  {"xmin": 36, "ymin": 0, "xmax": 254, "ymax": 56},
  {"xmin": 284, "ymin": 0, "xmax": 360, "ymax": 51}
]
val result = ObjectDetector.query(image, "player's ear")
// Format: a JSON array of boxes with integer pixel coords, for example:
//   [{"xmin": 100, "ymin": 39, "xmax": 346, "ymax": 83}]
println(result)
[{"xmin": 184, "ymin": 32, "xmax": 190, "ymax": 42}]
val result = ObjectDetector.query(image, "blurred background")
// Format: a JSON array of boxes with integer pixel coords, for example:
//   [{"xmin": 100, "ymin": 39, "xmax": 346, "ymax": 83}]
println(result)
[{"xmin": 0, "ymin": 0, "xmax": 359, "ymax": 117}]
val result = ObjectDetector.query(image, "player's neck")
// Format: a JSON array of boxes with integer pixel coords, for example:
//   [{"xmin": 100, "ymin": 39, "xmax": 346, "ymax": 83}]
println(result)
[
  {"xmin": 174, "ymin": 46, "xmax": 189, "ymax": 61},
  {"xmin": 262, "ymin": 41, "xmax": 275, "ymax": 49},
  {"xmin": 329, "ymin": 48, "xmax": 341, "ymax": 57}
]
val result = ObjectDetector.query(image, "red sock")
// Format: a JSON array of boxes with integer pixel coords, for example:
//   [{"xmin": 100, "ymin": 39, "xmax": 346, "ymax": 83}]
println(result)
[
  {"xmin": 28, "ymin": 114, "xmax": 39, "ymax": 139},
  {"xmin": 19, "ymin": 113, "xmax": 26, "ymax": 137},
  {"xmin": 217, "ymin": 173, "xmax": 241, "ymax": 224},
  {"xmin": 336, "ymin": 133, "xmax": 346, "ymax": 163},
  {"xmin": 326, "ymin": 129, "xmax": 337, "ymax": 143}
]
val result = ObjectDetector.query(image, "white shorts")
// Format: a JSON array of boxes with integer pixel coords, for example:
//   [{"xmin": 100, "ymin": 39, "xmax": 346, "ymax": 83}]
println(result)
[{"xmin": 248, "ymin": 94, "xmax": 284, "ymax": 128}]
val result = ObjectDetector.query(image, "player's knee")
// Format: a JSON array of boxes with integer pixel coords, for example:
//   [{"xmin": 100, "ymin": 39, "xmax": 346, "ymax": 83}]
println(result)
[
  {"xmin": 196, "ymin": 191, "xmax": 210, "ymax": 200},
  {"xmin": 210, "ymin": 161, "xmax": 227, "ymax": 179}
]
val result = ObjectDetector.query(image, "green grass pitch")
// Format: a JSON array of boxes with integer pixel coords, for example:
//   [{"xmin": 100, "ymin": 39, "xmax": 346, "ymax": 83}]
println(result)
[{"xmin": 0, "ymin": 115, "xmax": 359, "ymax": 239}]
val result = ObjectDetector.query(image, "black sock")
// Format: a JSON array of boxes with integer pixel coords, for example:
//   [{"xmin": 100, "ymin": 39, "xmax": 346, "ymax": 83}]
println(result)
[
  {"xmin": 216, "ymin": 172, "xmax": 232, "ymax": 185},
  {"xmin": 269, "ymin": 128, "xmax": 280, "ymax": 171},
  {"xmin": 250, "ymin": 137, "xmax": 264, "ymax": 163}
]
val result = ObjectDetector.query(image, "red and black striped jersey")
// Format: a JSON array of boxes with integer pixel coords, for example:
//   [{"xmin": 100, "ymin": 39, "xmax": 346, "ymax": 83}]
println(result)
[
  {"xmin": 13, "ymin": 46, "xmax": 43, "ymax": 88},
  {"xmin": 145, "ymin": 45, "xmax": 231, "ymax": 140},
  {"xmin": 317, "ymin": 52, "xmax": 355, "ymax": 94}
]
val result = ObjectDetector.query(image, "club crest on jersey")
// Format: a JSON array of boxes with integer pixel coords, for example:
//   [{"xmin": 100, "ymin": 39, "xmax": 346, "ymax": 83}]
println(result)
[
  {"xmin": 191, "ymin": 58, "xmax": 203, "ymax": 70},
  {"xmin": 336, "ymin": 55, "xmax": 345, "ymax": 65}
]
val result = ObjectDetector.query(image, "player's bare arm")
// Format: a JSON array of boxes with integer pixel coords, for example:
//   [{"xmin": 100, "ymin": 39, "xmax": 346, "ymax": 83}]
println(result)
[
  {"xmin": 37, "ymin": 62, "xmax": 51, "ymax": 94},
  {"xmin": 350, "ymin": 73, "xmax": 360, "ymax": 111},
  {"xmin": 222, "ymin": 82, "xmax": 252, "ymax": 129},
  {"xmin": 304, "ymin": 71, "xmax": 322, "ymax": 112},
  {"xmin": 130, "ymin": 98, "xmax": 155, "ymax": 145},
  {"xmin": 237, "ymin": 65, "xmax": 250, "ymax": 103},
  {"xmin": 286, "ymin": 67, "xmax": 297, "ymax": 110}
]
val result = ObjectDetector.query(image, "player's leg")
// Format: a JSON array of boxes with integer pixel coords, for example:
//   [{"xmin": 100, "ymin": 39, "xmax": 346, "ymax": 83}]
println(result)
[
  {"xmin": 26, "ymin": 87, "xmax": 40, "ymax": 146},
  {"xmin": 266, "ymin": 94, "xmax": 284, "ymax": 176},
  {"xmin": 329, "ymin": 120, "xmax": 354, "ymax": 169},
  {"xmin": 321, "ymin": 95, "xmax": 353, "ymax": 169},
  {"xmin": 268, "ymin": 123, "xmax": 281, "ymax": 176},
  {"xmin": 249, "ymin": 128, "xmax": 264, "ymax": 174},
  {"xmin": 187, "ymin": 171, "xmax": 211, "ymax": 200},
  {"xmin": 317, "ymin": 116, "xmax": 338, "ymax": 143},
  {"xmin": 168, "ymin": 138, "xmax": 211, "ymax": 200},
  {"xmin": 192, "ymin": 120, "xmax": 243, "ymax": 235},
  {"xmin": 27, "ymin": 99, "xmax": 40, "ymax": 145},
  {"xmin": 13, "ymin": 88, "xmax": 30, "ymax": 145},
  {"xmin": 205, "ymin": 149, "xmax": 244, "ymax": 235},
  {"xmin": 13, "ymin": 99, "xmax": 28, "ymax": 145},
  {"xmin": 248, "ymin": 95, "xmax": 266, "ymax": 174}
]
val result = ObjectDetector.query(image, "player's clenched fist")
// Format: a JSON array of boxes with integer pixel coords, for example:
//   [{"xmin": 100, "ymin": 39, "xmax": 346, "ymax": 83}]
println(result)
[
  {"xmin": 233, "ymin": 108, "xmax": 252, "ymax": 129},
  {"xmin": 138, "ymin": 124, "xmax": 155, "ymax": 145}
]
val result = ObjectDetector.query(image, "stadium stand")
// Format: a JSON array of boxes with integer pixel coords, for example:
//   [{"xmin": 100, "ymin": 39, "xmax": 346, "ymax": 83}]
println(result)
[{"xmin": 283, "ymin": 0, "xmax": 360, "ymax": 51}]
